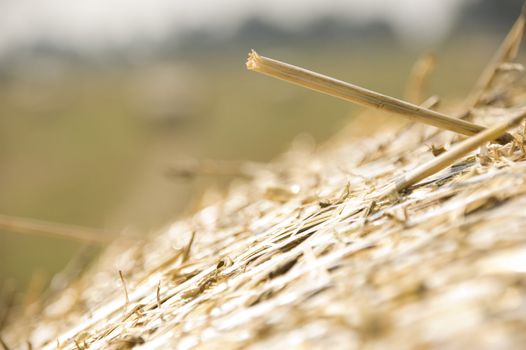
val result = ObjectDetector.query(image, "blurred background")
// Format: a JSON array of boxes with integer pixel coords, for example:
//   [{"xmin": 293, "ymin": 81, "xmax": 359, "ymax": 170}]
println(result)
[{"xmin": 0, "ymin": 0, "xmax": 524, "ymax": 294}]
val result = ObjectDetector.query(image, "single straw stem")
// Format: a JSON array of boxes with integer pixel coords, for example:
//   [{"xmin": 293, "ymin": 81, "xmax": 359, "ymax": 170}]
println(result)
[
  {"xmin": 0, "ymin": 214, "xmax": 117, "ymax": 244},
  {"xmin": 246, "ymin": 50, "xmax": 512, "ymax": 144},
  {"xmin": 465, "ymin": 1, "xmax": 526, "ymax": 107},
  {"xmin": 390, "ymin": 109, "xmax": 526, "ymax": 194}
]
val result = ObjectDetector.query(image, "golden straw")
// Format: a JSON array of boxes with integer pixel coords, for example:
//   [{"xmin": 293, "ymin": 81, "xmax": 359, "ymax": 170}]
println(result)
[
  {"xmin": 465, "ymin": 2, "xmax": 526, "ymax": 107},
  {"xmin": 0, "ymin": 214, "xmax": 117, "ymax": 244},
  {"xmin": 390, "ymin": 109, "xmax": 526, "ymax": 194},
  {"xmin": 246, "ymin": 50, "xmax": 512, "ymax": 144}
]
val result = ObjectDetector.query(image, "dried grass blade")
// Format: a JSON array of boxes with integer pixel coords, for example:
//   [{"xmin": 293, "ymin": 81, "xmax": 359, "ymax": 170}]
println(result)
[
  {"xmin": 246, "ymin": 50, "xmax": 512, "ymax": 144},
  {"xmin": 0, "ymin": 214, "xmax": 116, "ymax": 245},
  {"xmin": 404, "ymin": 53, "xmax": 436, "ymax": 104},
  {"xmin": 390, "ymin": 109, "xmax": 526, "ymax": 193},
  {"xmin": 466, "ymin": 1, "xmax": 526, "ymax": 107}
]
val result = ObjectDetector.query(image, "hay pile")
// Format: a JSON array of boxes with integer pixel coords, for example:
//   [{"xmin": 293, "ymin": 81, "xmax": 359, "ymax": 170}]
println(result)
[{"xmin": 5, "ymin": 8, "xmax": 526, "ymax": 350}]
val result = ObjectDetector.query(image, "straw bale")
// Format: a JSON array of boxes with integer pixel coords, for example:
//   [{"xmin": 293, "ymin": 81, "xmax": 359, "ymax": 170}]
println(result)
[{"xmin": 4, "ymin": 8, "xmax": 526, "ymax": 349}]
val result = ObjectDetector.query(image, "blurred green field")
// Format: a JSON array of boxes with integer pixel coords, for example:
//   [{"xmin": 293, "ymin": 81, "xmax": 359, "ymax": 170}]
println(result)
[{"xmin": 0, "ymin": 38, "xmax": 509, "ymax": 290}]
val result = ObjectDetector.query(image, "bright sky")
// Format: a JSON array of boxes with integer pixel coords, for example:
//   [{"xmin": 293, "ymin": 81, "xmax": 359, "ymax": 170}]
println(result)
[{"xmin": 0, "ymin": 0, "xmax": 475, "ymax": 54}]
